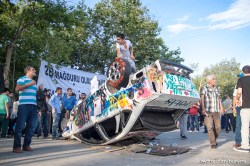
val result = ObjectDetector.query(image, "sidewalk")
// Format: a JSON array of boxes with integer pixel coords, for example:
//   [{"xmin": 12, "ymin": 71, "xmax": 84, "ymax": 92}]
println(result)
[{"xmin": 0, "ymin": 128, "xmax": 249, "ymax": 166}]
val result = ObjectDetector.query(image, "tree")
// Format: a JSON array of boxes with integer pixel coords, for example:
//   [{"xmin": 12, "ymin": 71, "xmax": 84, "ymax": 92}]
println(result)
[
  {"xmin": 75, "ymin": 0, "xmax": 183, "ymax": 74},
  {"xmin": 191, "ymin": 58, "xmax": 241, "ymax": 97},
  {"xmin": 0, "ymin": 0, "xmax": 89, "ymax": 87},
  {"xmin": 1, "ymin": 0, "xmax": 184, "ymax": 91}
]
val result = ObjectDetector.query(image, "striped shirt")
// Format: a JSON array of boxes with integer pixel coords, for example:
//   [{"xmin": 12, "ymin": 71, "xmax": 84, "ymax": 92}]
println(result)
[
  {"xmin": 200, "ymin": 84, "xmax": 220, "ymax": 113},
  {"xmin": 17, "ymin": 76, "xmax": 37, "ymax": 105}
]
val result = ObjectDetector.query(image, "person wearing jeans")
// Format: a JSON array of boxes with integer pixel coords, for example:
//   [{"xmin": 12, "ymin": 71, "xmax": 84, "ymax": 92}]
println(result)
[
  {"xmin": 222, "ymin": 95, "xmax": 235, "ymax": 133},
  {"xmin": 49, "ymin": 87, "xmax": 62, "ymax": 140},
  {"xmin": 234, "ymin": 106, "xmax": 242, "ymax": 147},
  {"xmin": 179, "ymin": 111, "xmax": 188, "ymax": 139},
  {"xmin": 234, "ymin": 65, "xmax": 250, "ymax": 153},
  {"xmin": 232, "ymin": 73, "xmax": 244, "ymax": 147},
  {"xmin": 13, "ymin": 66, "xmax": 37, "ymax": 153},
  {"xmin": 189, "ymin": 101, "xmax": 200, "ymax": 132},
  {"xmin": 36, "ymin": 112, "xmax": 42, "ymax": 137},
  {"xmin": 52, "ymin": 112, "xmax": 60, "ymax": 139},
  {"xmin": 60, "ymin": 88, "xmax": 77, "ymax": 136},
  {"xmin": 14, "ymin": 105, "xmax": 37, "ymax": 148}
]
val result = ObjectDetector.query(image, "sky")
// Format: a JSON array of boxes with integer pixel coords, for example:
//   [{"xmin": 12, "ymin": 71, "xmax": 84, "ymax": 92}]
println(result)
[{"xmin": 74, "ymin": 0, "xmax": 250, "ymax": 75}]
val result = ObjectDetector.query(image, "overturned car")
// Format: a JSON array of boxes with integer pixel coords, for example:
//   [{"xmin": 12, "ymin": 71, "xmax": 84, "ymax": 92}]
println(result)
[{"xmin": 62, "ymin": 58, "xmax": 200, "ymax": 145}]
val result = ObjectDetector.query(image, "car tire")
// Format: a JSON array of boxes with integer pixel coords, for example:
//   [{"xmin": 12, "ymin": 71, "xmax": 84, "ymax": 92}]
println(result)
[{"xmin": 107, "ymin": 57, "xmax": 132, "ymax": 89}]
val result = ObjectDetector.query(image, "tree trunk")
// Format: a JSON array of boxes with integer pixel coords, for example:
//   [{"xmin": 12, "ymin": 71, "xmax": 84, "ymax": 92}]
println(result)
[
  {"xmin": 12, "ymin": 52, "xmax": 16, "ymax": 91},
  {"xmin": 3, "ymin": 24, "xmax": 24, "ymax": 87},
  {"xmin": 3, "ymin": 43, "xmax": 15, "ymax": 88}
]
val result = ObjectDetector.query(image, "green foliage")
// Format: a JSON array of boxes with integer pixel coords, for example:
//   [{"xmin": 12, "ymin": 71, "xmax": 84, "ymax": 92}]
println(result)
[
  {"xmin": 81, "ymin": 0, "xmax": 183, "ymax": 73},
  {"xmin": 0, "ymin": 0, "xmax": 89, "ymax": 89},
  {"xmin": 191, "ymin": 58, "xmax": 241, "ymax": 98},
  {"xmin": 0, "ymin": 0, "xmax": 183, "ymax": 91}
]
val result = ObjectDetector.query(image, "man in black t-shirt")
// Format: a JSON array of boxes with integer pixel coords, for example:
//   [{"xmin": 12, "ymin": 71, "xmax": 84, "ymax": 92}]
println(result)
[{"xmin": 234, "ymin": 65, "xmax": 250, "ymax": 153}]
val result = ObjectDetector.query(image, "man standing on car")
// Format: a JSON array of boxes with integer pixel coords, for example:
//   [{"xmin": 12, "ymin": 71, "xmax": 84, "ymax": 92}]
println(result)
[
  {"xmin": 116, "ymin": 33, "xmax": 136, "ymax": 72},
  {"xmin": 201, "ymin": 74, "xmax": 224, "ymax": 149},
  {"xmin": 13, "ymin": 66, "xmax": 37, "ymax": 153}
]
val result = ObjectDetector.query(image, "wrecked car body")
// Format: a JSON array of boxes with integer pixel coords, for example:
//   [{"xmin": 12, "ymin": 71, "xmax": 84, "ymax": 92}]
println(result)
[{"xmin": 62, "ymin": 58, "xmax": 200, "ymax": 145}]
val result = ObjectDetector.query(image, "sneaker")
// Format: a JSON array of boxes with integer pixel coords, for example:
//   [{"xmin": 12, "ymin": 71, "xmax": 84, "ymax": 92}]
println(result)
[
  {"xmin": 23, "ymin": 146, "xmax": 33, "ymax": 151},
  {"xmin": 180, "ymin": 135, "xmax": 187, "ymax": 139},
  {"xmin": 13, "ymin": 148, "xmax": 23, "ymax": 153},
  {"xmin": 233, "ymin": 147, "xmax": 249, "ymax": 153}
]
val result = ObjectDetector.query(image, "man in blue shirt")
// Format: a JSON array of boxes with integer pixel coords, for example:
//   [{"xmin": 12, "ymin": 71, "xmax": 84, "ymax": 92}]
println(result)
[
  {"xmin": 61, "ymin": 88, "xmax": 77, "ymax": 119},
  {"xmin": 49, "ymin": 87, "xmax": 62, "ymax": 140},
  {"xmin": 13, "ymin": 66, "xmax": 37, "ymax": 153},
  {"xmin": 58, "ymin": 88, "xmax": 76, "ymax": 136}
]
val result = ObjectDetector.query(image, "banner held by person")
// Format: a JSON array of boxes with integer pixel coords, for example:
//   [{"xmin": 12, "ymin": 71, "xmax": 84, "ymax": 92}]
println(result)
[{"xmin": 37, "ymin": 60, "xmax": 106, "ymax": 98}]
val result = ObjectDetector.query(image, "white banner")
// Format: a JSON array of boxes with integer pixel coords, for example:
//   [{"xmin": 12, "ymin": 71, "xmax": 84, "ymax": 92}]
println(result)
[{"xmin": 37, "ymin": 60, "xmax": 106, "ymax": 99}]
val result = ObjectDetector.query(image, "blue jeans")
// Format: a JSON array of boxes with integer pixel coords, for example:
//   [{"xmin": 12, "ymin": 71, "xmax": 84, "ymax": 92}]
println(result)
[
  {"xmin": 235, "ymin": 107, "xmax": 241, "ymax": 144},
  {"xmin": 190, "ymin": 115, "xmax": 199, "ymax": 131},
  {"xmin": 187, "ymin": 115, "xmax": 190, "ymax": 130},
  {"xmin": 179, "ymin": 113, "xmax": 188, "ymax": 136},
  {"xmin": 13, "ymin": 104, "xmax": 37, "ymax": 148},
  {"xmin": 52, "ymin": 112, "xmax": 60, "ymax": 138},
  {"xmin": 36, "ymin": 113, "xmax": 42, "ymax": 136},
  {"xmin": 204, "ymin": 125, "xmax": 207, "ymax": 132},
  {"xmin": 37, "ymin": 111, "xmax": 49, "ymax": 137},
  {"xmin": 221, "ymin": 114, "xmax": 226, "ymax": 129},
  {"xmin": 58, "ymin": 109, "xmax": 66, "ymax": 134},
  {"xmin": 225, "ymin": 113, "xmax": 235, "ymax": 132}
]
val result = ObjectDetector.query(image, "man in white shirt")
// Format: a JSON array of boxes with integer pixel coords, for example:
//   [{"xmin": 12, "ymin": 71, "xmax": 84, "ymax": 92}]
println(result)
[{"xmin": 116, "ymin": 33, "xmax": 136, "ymax": 71}]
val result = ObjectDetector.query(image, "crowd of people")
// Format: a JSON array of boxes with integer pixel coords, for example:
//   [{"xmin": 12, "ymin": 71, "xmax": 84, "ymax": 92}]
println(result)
[
  {"xmin": 179, "ymin": 65, "xmax": 250, "ymax": 153},
  {"xmin": 0, "ymin": 33, "xmax": 136, "ymax": 153},
  {"xmin": 0, "ymin": 66, "xmax": 87, "ymax": 153},
  {"xmin": 0, "ymin": 34, "xmax": 249, "ymax": 154}
]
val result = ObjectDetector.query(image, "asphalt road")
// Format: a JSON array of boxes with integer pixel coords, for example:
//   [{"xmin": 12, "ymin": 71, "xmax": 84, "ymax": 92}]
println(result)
[{"xmin": 0, "ymin": 127, "xmax": 249, "ymax": 166}]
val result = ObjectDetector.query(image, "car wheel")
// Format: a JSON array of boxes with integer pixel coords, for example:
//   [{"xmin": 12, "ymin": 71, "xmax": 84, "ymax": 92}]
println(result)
[{"xmin": 107, "ymin": 57, "xmax": 132, "ymax": 89}]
